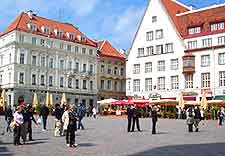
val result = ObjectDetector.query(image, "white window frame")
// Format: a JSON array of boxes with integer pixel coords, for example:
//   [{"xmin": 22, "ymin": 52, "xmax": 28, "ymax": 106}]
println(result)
[
  {"xmin": 133, "ymin": 79, "xmax": 140, "ymax": 92},
  {"xmin": 201, "ymin": 73, "xmax": 210, "ymax": 88},
  {"xmin": 145, "ymin": 62, "xmax": 152, "ymax": 73},
  {"xmin": 156, "ymin": 45, "xmax": 163, "ymax": 54},
  {"xmin": 171, "ymin": 75, "xmax": 179, "ymax": 90},
  {"xmin": 202, "ymin": 38, "xmax": 212, "ymax": 47},
  {"xmin": 157, "ymin": 60, "xmax": 165, "ymax": 71},
  {"xmin": 157, "ymin": 77, "xmax": 165, "ymax": 90},
  {"xmin": 145, "ymin": 78, "xmax": 152, "ymax": 92},
  {"xmin": 138, "ymin": 48, "xmax": 144, "ymax": 57},
  {"xmin": 219, "ymin": 71, "xmax": 225, "ymax": 87},
  {"xmin": 171, "ymin": 59, "xmax": 178, "ymax": 70},
  {"xmin": 165, "ymin": 43, "xmax": 173, "ymax": 53},
  {"xmin": 133, "ymin": 64, "xmax": 140, "ymax": 74},
  {"xmin": 219, "ymin": 53, "xmax": 225, "ymax": 65},
  {"xmin": 146, "ymin": 31, "xmax": 153, "ymax": 41},
  {"xmin": 187, "ymin": 40, "xmax": 197, "ymax": 49},
  {"xmin": 147, "ymin": 46, "xmax": 154, "ymax": 56},
  {"xmin": 188, "ymin": 27, "xmax": 201, "ymax": 35},
  {"xmin": 211, "ymin": 22, "xmax": 224, "ymax": 31},
  {"xmin": 201, "ymin": 55, "xmax": 210, "ymax": 67},
  {"xmin": 19, "ymin": 72, "xmax": 24, "ymax": 84},
  {"xmin": 185, "ymin": 74, "xmax": 193, "ymax": 89},
  {"xmin": 218, "ymin": 36, "xmax": 225, "ymax": 45},
  {"xmin": 156, "ymin": 29, "xmax": 163, "ymax": 39}
]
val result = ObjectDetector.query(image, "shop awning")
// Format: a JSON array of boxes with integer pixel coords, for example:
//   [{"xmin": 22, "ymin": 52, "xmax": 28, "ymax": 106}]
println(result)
[
  {"xmin": 183, "ymin": 96, "xmax": 196, "ymax": 101},
  {"xmin": 213, "ymin": 95, "xmax": 225, "ymax": 101}
]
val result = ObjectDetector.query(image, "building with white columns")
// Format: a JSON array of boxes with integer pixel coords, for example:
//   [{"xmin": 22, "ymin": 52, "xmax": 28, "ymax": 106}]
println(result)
[
  {"xmin": 127, "ymin": 0, "xmax": 225, "ymax": 102},
  {"xmin": 0, "ymin": 11, "xmax": 98, "ymax": 107}
]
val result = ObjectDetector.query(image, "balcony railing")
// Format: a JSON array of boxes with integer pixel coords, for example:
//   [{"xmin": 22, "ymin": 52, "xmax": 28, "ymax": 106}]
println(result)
[{"xmin": 183, "ymin": 55, "xmax": 195, "ymax": 73}]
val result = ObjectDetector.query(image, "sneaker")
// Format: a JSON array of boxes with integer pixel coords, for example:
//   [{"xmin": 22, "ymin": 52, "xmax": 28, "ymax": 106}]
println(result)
[
  {"xmin": 74, "ymin": 144, "xmax": 78, "ymax": 147},
  {"xmin": 42, "ymin": 129, "xmax": 46, "ymax": 132},
  {"xmin": 67, "ymin": 144, "xmax": 70, "ymax": 147}
]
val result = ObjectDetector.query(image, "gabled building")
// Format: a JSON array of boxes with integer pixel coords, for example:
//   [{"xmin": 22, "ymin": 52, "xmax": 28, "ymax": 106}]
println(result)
[
  {"xmin": 97, "ymin": 40, "xmax": 126, "ymax": 100},
  {"xmin": 0, "ymin": 11, "xmax": 98, "ymax": 107},
  {"xmin": 127, "ymin": 0, "xmax": 225, "ymax": 101}
]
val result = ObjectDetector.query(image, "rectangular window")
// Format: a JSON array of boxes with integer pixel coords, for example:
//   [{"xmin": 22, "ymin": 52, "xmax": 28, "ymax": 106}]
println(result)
[
  {"xmin": 83, "ymin": 80, "xmax": 87, "ymax": 89},
  {"xmin": 133, "ymin": 64, "xmax": 140, "ymax": 74},
  {"xmin": 19, "ymin": 34, "xmax": 24, "ymax": 43},
  {"xmin": 133, "ymin": 79, "xmax": 140, "ymax": 92},
  {"xmin": 147, "ymin": 46, "xmax": 154, "ymax": 56},
  {"xmin": 101, "ymin": 65, "xmax": 105, "ymax": 73},
  {"xmin": 56, "ymin": 31, "xmax": 63, "ymax": 38},
  {"xmin": 171, "ymin": 59, "xmax": 178, "ymax": 70},
  {"xmin": 156, "ymin": 29, "xmax": 163, "ymax": 39},
  {"xmin": 156, "ymin": 45, "xmax": 163, "ymax": 54},
  {"xmin": 68, "ymin": 78, "xmax": 72, "ymax": 88},
  {"xmin": 89, "ymin": 64, "xmax": 94, "ymax": 74},
  {"xmin": 158, "ymin": 60, "xmax": 165, "ymax": 71},
  {"xmin": 40, "ymin": 39, "xmax": 45, "ymax": 46},
  {"xmin": 83, "ymin": 64, "xmax": 87, "ymax": 72},
  {"xmin": 218, "ymin": 36, "xmax": 225, "ymax": 45},
  {"xmin": 202, "ymin": 38, "xmax": 212, "ymax": 47},
  {"xmin": 165, "ymin": 43, "xmax": 173, "ymax": 53},
  {"xmin": 32, "ymin": 37, "xmax": 36, "ymax": 45},
  {"xmin": 114, "ymin": 81, "xmax": 118, "ymax": 91},
  {"xmin": 90, "ymin": 81, "xmax": 93, "ymax": 90},
  {"xmin": 32, "ymin": 55, "xmax": 36, "ymax": 66},
  {"xmin": 114, "ymin": 67, "xmax": 118, "ymax": 75},
  {"xmin": 188, "ymin": 27, "xmax": 201, "ymax": 35},
  {"xmin": 0, "ymin": 55, "xmax": 3, "ymax": 66},
  {"xmin": 0, "ymin": 75, "xmax": 2, "ymax": 84},
  {"xmin": 137, "ymin": 48, "xmax": 144, "ymax": 57},
  {"xmin": 40, "ymin": 75, "xmax": 45, "ymax": 86},
  {"xmin": 19, "ymin": 73, "xmax": 24, "ymax": 84},
  {"xmin": 75, "ymin": 62, "xmax": 79, "ymax": 72},
  {"xmin": 75, "ymin": 79, "xmax": 79, "ymax": 89},
  {"xmin": 68, "ymin": 61, "xmax": 72, "ymax": 70},
  {"xmin": 60, "ymin": 43, "xmax": 64, "ymax": 49},
  {"xmin": 75, "ymin": 46, "xmax": 79, "ymax": 53},
  {"xmin": 171, "ymin": 76, "xmax": 179, "ymax": 90},
  {"xmin": 188, "ymin": 40, "xmax": 197, "ymax": 49},
  {"xmin": 101, "ymin": 80, "xmax": 105, "ymax": 90},
  {"xmin": 82, "ymin": 48, "xmax": 86, "ymax": 54},
  {"xmin": 201, "ymin": 73, "xmax": 210, "ymax": 88},
  {"xmin": 146, "ymin": 31, "xmax": 153, "ymax": 41},
  {"xmin": 120, "ymin": 68, "xmax": 124, "ymax": 76},
  {"xmin": 211, "ymin": 22, "xmax": 224, "ymax": 31},
  {"xmin": 89, "ymin": 49, "xmax": 93, "ymax": 55},
  {"xmin": 49, "ymin": 76, "xmax": 53, "ymax": 87},
  {"xmin": 108, "ymin": 65, "xmax": 112, "ymax": 74},
  {"xmin": 32, "ymin": 74, "xmax": 36, "ymax": 85},
  {"xmin": 145, "ymin": 62, "xmax": 152, "ymax": 73},
  {"xmin": 60, "ymin": 60, "xmax": 64, "ymax": 70},
  {"xmin": 201, "ymin": 55, "xmax": 210, "ymax": 67},
  {"xmin": 145, "ymin": 78, "xmax": 152, "ymax": 92},
  {"xmin": 20, "ymin": 53, "xmax": 25, "ymax": 64},
  {"xmin": 107, "ymin": 80, "xmax": 112, "ymax": 90},
  {"xmin": 29, "ymin": 24, "xmax": 37, "ymax": 31},
  {"xmin": 67, "ymin": 44, "xmax": 72, "ymax": 52},
  {"xmin": 157, "ymin": 77, "xmax": 165, "ymax": 90},
  {"xmin": 41, "ymin": 56, "xmax": 45, "ymax": 67},
  {"xmin": 218, "ymin": 53, "xmax": 225, "ymax": 65},
  {"xmin": 152, "ymin": 16, "xmax": 157, "ymax": 23},
  {"xmin": 9, "ymin": 54, "xmax": 11, "ymax": 64},
  {"xmin": 185, "ymin": 74, "xmax": 193, "ymax": 89},
  {"xmin": 60, "ymin": 77, "xmax": 64, "ymax": 88},
  {"xmin": 49, "ymin": 58, "xmax": 54, "ymax": 69},
  {"xmin": 219, "ymin": 71, "xmax": 225, "ymax": 87}
]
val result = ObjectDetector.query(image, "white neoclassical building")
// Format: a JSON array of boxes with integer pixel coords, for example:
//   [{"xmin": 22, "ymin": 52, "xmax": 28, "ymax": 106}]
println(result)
[
  {"xmin": 127, "ymin": 0, "xmax": 225, "ymax": 102},
  {"xmin": 0, "ymin": 11, "xmax": 98, "ymax": 107}
]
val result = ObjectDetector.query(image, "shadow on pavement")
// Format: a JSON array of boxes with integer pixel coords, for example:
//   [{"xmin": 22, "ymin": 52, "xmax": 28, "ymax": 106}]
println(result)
[
  {"xmin": 78, "ymin": 143, "xmax": 97, "ymax": 147},
  {"xmin": 127, "ymin": 142, "xmax": 225, "ymax": 156},
  {"xmin": 26, "ymin": 141, "xmax": 46, "ymax": 145},
  {"xmin": 0, "ymin": 141, "xmax": 14, "ymax": 156}
]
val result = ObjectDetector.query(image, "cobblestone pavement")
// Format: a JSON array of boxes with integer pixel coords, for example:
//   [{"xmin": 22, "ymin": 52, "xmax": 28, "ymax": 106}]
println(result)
[{"xmin": 0, "ymin": 116, "xmax": 225, "ymax": 156}]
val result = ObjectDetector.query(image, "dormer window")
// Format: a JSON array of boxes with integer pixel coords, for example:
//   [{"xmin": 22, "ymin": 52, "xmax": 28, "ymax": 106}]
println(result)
[
  {"xmin": 66, "ymin": 32, "xmax": 74, "ymax": 40},
  {"xmin": 81, "ymin": 36, "xmax": 86, "ymax": 42},
  {"xmin": 27, "ymin": 23, "xmax": 37, "ymax": 31},
  {"xmin": 211, "ymin": 22, "xmax": 224, "ymax": 31},
  {"xmin": 41, "ymin": 26, "xmax": 50, "ymax": 34},
  {"xmin": 188, "ymin": 26, "xmax": 201, "ymax": 35},
  {"xmin": 152, "ymin": 16, "xmax": 157, "ymax": 23},
  {"xmin": 54, "ymin": 29, "xmax": 63, "ymax": 38}
]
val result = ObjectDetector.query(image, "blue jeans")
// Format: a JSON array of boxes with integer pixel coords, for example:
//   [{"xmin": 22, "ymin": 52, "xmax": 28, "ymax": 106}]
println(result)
[
  {"xmin": 78, "ymin": 117, "xmax": 84, "ymax": 130},
  {"xmin": 6, "ymin": 118, "xmax": 12, "ymax": 132}
]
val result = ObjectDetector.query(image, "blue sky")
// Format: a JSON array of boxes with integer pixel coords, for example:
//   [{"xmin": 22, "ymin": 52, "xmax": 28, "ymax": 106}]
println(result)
[{"xmin": 0, "ymin": 0, "xmax": 225, "ymax": 51}]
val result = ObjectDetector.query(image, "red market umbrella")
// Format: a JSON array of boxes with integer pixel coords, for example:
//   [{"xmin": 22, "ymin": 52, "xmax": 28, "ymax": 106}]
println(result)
[{"xmin": 111, "ymin": 100, "xmax": 128, "ymax": 105}]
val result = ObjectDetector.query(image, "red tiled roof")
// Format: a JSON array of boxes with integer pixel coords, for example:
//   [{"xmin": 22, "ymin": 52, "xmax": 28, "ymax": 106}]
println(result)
[
  {"xmin": 97, "ymin": 40, "xmax": 126, "ymax": 60},
  {"xmin": 162, "ymin": 0, "xmax": 225, "ymax": 39},
  {"xmin": 1, "ymin": 12, "xmax": 97, "ymax": 47}
]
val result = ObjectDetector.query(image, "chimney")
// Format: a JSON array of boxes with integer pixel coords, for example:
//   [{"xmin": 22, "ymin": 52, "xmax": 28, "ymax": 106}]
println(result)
[
  {"xmin": 189, "ymin": 5, "xmax": 196, "ymax": 11},
  {"xmin": 26, "ymin": 10, "xmax": 35, "ymax": 19}
]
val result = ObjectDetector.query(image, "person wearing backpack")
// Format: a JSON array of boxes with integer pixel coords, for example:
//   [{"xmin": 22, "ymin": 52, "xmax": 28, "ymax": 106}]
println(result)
[{"xmin": 186, "ymin": 107, "xmax": 194, "ymax": 132}]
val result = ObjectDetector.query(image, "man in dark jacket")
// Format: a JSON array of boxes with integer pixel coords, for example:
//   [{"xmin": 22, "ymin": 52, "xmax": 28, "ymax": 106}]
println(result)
[
  {"xmin": 40, "ymin": 104, "xmax": 50, "ymax": 131},
  {"xmin": 5, "ymin": 105, "xmax": 13, "ymax": 133},
  {"xmin": 194, "ymin": 106, "xmax": 201, "ymax": 132},
  {"xmin": 152, "ymin": 106, "xmax": 158, "ymax": 134},
  {"xmin": 131, "ymin": 105, "xmax": 141, "ymax": 132},
  {"xmin": 27, "ymin": 106, "xmax": 37, "ymax": 141},
  {"xmin": 127, "ymin": 106, "xmax": 133, "ymax": 132},
  {"xmin": 77, "ymin": 104, "xmax": 85, "ymax": 130}
]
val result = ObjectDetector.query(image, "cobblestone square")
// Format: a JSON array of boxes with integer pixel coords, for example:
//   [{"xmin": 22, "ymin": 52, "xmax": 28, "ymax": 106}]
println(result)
[{"xmin": 0, "ymin": 117, "xmax": 225, "ymax": 156}]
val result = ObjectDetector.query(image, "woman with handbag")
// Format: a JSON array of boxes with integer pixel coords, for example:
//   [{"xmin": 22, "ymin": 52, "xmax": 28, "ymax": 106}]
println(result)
[{"xmin": 13, "ymin": 106, "xmax": 24, "ymax": 146}]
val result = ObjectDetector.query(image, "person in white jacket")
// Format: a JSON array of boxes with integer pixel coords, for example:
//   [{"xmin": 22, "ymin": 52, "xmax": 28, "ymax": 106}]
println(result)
[
  {"xmin": 62, "ymin": 106, "xmax": 69, "ymax": 138},
  {"xmin": 13, "ymin": 106, "xmax": 24, "ymax": 146},
  {"xmin": 92, "ymin": 107, "xmax": 97, "ymax": 119}
]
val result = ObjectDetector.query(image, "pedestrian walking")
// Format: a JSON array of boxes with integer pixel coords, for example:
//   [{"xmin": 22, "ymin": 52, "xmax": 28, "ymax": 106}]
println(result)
[
  {"xmin": 21, "ymin": 106, "xmax": 29, "ymax": 144},
  {"xmin": 39, "ymin": 104, "xmax": 50, "ymax": 131},
  {"xmin": 92, "ymin": 107, "xmax": 97, "ymax": 119},
  {"xmin": 194, "ymin": 106, "xmax": 201, "ymax": 132},
  {"xmin": 66, "ymin": 106, "xmax": 78, "ymax": 148},
  {"xmin": 151, "ymin": 106, "xmax": 158, "ymax": 134},
  {"xmin": 5, "ymin": 105, "xmax": 13, "ymax": 133},
  {"xmin": 127, "ymin": 106, "xmax": 133, "ymax": 132},
  {"xmin": 218, "ymin": 107, "xmax": 224, "ymax": 126},
  {"xmin": 131, "ymin": 105, "xmax": 141, "ymax": 132},
  {"xmin": 62, "ymin": 106, "xmax": 69, "ymax": 136},
  {"xmin": 53, "ymin": 104, "xmax": 63, "ymax": 136},
  {"xmin": 13, "ymin": 106, "xmax": 24, "ymax": 146},
  {"xmin": 27, "ymin": 106, "xmax": 38, "ymax": 141},
  {"xmin": 77, "ymin": 103, "xmax": 85, "ymax": 130},
  {"xmin": 186, "ymin": 107, "xmax": 194, "ymax": 132}
]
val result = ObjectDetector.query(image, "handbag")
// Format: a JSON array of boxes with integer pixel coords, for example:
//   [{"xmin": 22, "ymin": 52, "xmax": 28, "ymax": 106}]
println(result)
[{"xmin": 10, "ymin": 120, "xmax": 16, "ymax": 129}]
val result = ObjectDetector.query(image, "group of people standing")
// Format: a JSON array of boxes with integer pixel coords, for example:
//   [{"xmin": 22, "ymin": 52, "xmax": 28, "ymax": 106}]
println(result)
[{"xmin": 127, "ymin": 105, "xmax": 158, "ymax": 134}]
